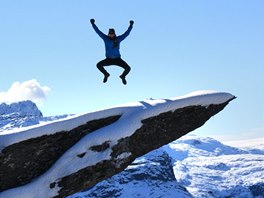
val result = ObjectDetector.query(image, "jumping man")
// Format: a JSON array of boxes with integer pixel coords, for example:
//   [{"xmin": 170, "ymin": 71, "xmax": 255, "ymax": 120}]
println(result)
[{"xmin": 90, "ymin": 18, "xmax": 134, "ymax": 85}]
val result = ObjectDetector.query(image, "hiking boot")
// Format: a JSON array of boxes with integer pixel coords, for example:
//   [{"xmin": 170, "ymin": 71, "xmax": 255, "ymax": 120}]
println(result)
[
  {"xmin": 103, "ymin": 73, "xmax": 110, "ymax": 83},
  {"xmin": 120, "ymin": 75, "xmax": 127, "ymax": 85}
]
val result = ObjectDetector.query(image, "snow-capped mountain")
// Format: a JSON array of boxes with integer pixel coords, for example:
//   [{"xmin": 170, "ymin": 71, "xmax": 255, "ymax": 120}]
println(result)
[
  {"xmin": 70, "ymin": 149, "xmax": 192, "ymax": 198},
  {"xmin": 0, "ymin": 97, "xmax": 263, "ymax": 198},
  {"xmin": 0, "ymin": 101, "xmax": 71, "ymax": 132},
  {"xmin": 0, "ymin": 100, "xmax": 43, "ymax": 130},
  {"xmin": 164, "ymin": 135, "xmax": 264, "ymax": 198},
  {"xmin": 69, "ymin": 135, "xmax": 264, "ymax": 198}
]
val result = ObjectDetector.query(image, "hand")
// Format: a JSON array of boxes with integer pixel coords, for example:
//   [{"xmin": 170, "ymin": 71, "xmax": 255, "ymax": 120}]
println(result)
[
  {"xmin": 130, "ymin": 20, "xmax": 134, "ymax": 26},
  {"xmin": 90, "ymin": 19, "xmax": 95, "ymax": 24}
]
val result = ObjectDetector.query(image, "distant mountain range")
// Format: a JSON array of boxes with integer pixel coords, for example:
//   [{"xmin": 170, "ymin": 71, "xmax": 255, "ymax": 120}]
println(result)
[
  {"xmin": 0, "ymin": 100, "xmax": 263, "ymax": 198},
  {"xmin": 0, "ymin": 101, "xmax": 71, "ymax": 132}
]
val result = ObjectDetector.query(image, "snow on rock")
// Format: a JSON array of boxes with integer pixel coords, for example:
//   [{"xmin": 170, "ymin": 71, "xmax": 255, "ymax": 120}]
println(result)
[
  {"xmin": 69, "ymin": 149, "xmax": 192, "ymax": 198},
  {"xmin": 0, "ymin": 100, "xmax": 71, "ymax": 132},
  {"xmin": 0, "ymin": 100, "xmax": 42, "ymax": 117},
  {"xmin": 0, "ymin": 100, "xmax": 43, "ymax": 130},
  {"xmin": 69, "ymin": 135, "xmax": 264, "ymax": 198},
  {"xmin": 164, "ymin": 135, "xmax": 264, "ymax": 198},
  {"xmin": 0, "ymin": 91, "xmax": 235, "ymax": 198}
]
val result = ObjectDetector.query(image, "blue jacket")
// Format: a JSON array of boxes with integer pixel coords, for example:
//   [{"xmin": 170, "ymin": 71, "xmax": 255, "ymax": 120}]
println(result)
[{"xmin": 92, "ymin": 24, "xmax": 132, "ymax": 58}]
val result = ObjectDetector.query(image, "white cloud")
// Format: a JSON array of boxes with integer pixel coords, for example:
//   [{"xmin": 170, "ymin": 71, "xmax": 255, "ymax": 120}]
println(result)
[{"xmin": 0, "ymin": 79, "xmax": 50, "ymax": 105}]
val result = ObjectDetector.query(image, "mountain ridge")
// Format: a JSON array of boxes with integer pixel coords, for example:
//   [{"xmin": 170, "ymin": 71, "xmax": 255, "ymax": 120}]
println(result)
[
  {"xmin": 0, "ymin": 100, "xmax": 71, "ymax": 132},
  {"xmin": 70, "ymin": 134, "xmax": 264, "ymax": 198}
]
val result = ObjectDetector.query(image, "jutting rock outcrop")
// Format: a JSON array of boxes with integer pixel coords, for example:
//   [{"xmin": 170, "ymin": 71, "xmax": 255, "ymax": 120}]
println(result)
[{"xmin": 0, "ymin": 91, "xmax": 235, "ymax": 198}]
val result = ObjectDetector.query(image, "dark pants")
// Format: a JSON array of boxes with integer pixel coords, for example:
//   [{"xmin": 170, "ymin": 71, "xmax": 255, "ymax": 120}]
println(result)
[{"xmin": 96, "ymin": 58, "xmax": 131, "ymax": 77}]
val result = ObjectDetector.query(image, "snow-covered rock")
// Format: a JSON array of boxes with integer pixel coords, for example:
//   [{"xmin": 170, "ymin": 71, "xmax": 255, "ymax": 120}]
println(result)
[
  {"xmin": 0, "ymin": 100, "xmax": 42, "ymax": 117},
  {"xmin": 0, "ymin": 101, "xmax": 71, "ymax": 132},
  {"xmin": 0, "ymin": 91, "xmax": 235, "ymax": 198},
  {"xmin": 164, "ymin": 135, "xmax": 264, "ymax": 198},
  {"xmin": 70, "ymin": 149, "xmax": 192, "ymax": 198},
  {"xmin": 0, "ymin": 101, "xmax": 43, "ymax": 130},
  {"xmin": 69, "ymin": 135, "xmax": 264, "ymax": 198},
  {"xmin": 0, "ymin": 92, "xmax": 263, "ymax": 198}
]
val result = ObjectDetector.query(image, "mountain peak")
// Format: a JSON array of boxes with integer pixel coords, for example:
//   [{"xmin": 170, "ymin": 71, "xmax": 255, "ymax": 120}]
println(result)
[
  {"xmin": 0, "ymin": 100, "xmax": 42, "ymax": 117},
  {"xmin": 0, "ymin": 100, "xmax": 43, "ymax": 131}
]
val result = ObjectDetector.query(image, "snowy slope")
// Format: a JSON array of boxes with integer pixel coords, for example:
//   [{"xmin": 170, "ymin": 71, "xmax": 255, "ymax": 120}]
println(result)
[
  {"xmin": 70, "ymin": 149, "xmax": 192, "ymax": 198},
  {"xmin": 0, "ymin": 91, "xmax": 263, "ymax": 198},
  {"xmin": 165, "ymin": 135, "xmax": 264, "ymax": 198},
  {"xmin": 68, "ymin": 135, "xmax": 264, "ymax": 198},
  {"xmin": 1, "ymin": 90, "xmax": 249, "ymax": 198}
]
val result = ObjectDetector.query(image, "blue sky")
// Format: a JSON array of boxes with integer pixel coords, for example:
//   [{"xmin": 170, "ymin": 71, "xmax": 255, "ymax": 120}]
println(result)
[{"xmin": 0, "ymin": 1, "xmax": 263, "ymax": 141}]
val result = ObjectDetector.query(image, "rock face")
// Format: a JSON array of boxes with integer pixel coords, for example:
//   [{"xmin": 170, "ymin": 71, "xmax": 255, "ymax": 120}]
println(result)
[
  {"xmin": 0, "ymin": 101, "xmax": 43, "ymax": 130},
  {"xmin": 0, "ymin": 116, "xmax": 121, "ymax": 192},
  {"xmin": 70, "ymin": 149, "xmax": 192, "ymax": 198},
  {"xmin": 0, "ymin": 93, "xmax": 235, "ymax": 198},
  {"xmin": 69, "ymin": 135, "xmax": 264, "ymax": 198},
  {"xmin": 0, "ymin": 101, "xmax": 71, "ymax": 132}
]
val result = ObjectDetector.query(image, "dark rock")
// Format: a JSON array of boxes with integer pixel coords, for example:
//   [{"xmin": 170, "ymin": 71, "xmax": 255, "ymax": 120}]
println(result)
[
  {"xmin": 0, "ymin": 96, "xmax": 235, "ymax": 197},
  {"xmin": 249, "ymin": 183, "xmax": 264, "ymax": 197},
  {"xmin": 56, "ymin": 100, "xmax": 233, "ymax": 197},
  {"xmin": 0, "ymin": 115, "xmax": 121, "ymax": 191},
  {"xmin": 69, "ymin": 150, "xmax": 192, "ymax": 198},
  {"xmin": 90, "ymin": 141, "xmax": 111, "ymax": 152}
]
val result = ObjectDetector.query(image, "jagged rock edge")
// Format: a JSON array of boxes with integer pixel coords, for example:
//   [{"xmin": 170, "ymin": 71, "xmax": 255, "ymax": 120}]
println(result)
[{"xmin": 54, "ymin": 98, "xmax": 234, "ymax": 197}]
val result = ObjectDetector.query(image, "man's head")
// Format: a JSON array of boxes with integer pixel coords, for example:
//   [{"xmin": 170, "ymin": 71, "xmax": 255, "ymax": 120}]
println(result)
[{"xmin": 108, "ymin": 28, "xmax": 116, "ymax": 38}]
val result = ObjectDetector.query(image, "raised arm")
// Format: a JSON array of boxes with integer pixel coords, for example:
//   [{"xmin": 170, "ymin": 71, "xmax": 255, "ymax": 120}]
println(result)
[
  {"xmin": 118, "ymin": 20, "xmax": 134, "ymax": 42},
  {"xmin": 90, "ymin": 19, "xmax": 107, "ymax": 39}
]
